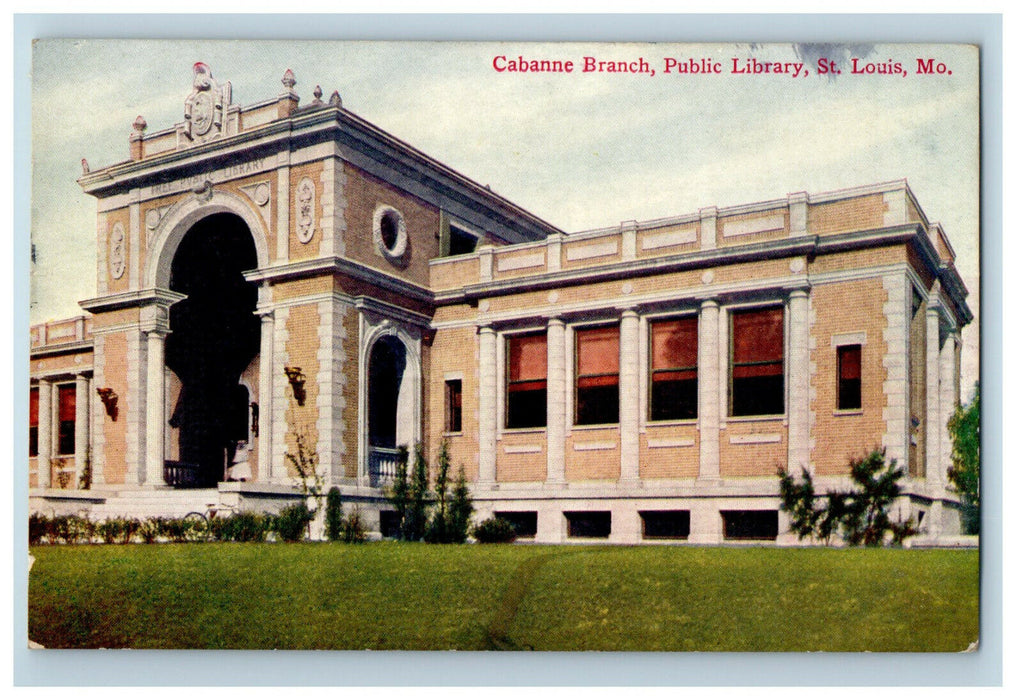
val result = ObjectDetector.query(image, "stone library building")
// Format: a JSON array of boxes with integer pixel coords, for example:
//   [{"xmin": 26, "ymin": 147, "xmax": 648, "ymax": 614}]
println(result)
[{"xmin": 29, "ymin": 64, "xmax": 972, "ymax": 544}]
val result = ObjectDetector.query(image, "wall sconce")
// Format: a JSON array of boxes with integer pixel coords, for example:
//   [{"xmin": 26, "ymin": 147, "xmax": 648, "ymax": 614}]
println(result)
[
  {"xmin": 97, "ymin": 387, "xmax": 119, "ymax": 421},
  {"xmin": 284, "ymin": 367, "xmax": 306, "ymax": 406},
  {"xmin": 250, "ymin": 401, "xmax": 260, "ymax": 437}
]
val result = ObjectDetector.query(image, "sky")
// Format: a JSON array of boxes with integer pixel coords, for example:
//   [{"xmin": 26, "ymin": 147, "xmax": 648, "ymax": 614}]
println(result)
[{"xmin": 29, "ymin": 39, "xmax": 980, "ymax": 391}]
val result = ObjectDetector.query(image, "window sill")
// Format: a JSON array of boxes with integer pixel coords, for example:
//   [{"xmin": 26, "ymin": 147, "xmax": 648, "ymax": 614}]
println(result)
[
  {"xmin": 645, "ymin": 419, "xmax": 698, "ymax": 428},
  {"xmin": 442, "ymin": 431, "xmax": 464, "ymax": 438},
  {"xmin": 571, "ymin": 423, "xmax": 620, "ymax": 431},
  {"xmin": 833, "ymin": 409, "xmax": 864, "ymax": 417},
  {"xmin": 725, "ymin": 415, "xmax": 785, "ymax": 424},
  {"xmin": 501, "ymin": 427, "xmax": 547, "ymax": 435}
]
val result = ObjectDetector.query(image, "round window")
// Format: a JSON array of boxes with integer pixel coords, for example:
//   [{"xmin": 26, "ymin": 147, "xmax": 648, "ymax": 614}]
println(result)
[{"xmin": 373, "ymin": 205, "xmax": 408, "ymax": 261}]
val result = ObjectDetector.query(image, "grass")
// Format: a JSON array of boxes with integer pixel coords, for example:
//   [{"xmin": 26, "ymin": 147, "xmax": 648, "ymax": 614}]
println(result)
[{"xmin": 28, "ymin": 542, "xmax": 978, "ymax": 651}]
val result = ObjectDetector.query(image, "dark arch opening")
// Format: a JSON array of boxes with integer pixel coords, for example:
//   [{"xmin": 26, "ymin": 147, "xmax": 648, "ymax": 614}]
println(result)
[
  {"xmin": 166, "ymin": 213, "xmax": 259, "ymax": 486},
  {"xmin": 368, "ymin": 336, "xmax": 407, "ymax": 449}
]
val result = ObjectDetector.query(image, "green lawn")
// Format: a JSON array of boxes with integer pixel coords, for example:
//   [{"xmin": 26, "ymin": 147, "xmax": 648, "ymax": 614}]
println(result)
[{"xmin": 28, "ymin": 543, "xmax": 978, "ymax": 651}]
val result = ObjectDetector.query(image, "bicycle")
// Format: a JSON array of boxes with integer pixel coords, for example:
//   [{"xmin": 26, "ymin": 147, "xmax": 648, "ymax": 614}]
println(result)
[{"xmin": 182, "ymin": 502, "xmax": 237, "ymax": 542}]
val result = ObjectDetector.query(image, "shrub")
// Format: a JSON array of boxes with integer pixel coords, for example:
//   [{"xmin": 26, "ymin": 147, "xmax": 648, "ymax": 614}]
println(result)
[
  {"xmin": 138, "ymin": 518, "xmax": 161, "ymax": 544},
  {"xmin": 222, "ymin": 511, "xmax": 268, "ymax": 543},
  {"xmin": 158, "ymin": 517, "xmax": 191, "ymax": 543},
  {"xmin": 51, "ymin": 515, "xmax": 93, "ymax": 544},
  {"xmin": 779, "ymin": 448, "xmax": 918, "ymax": 546},
  {"xmin": 341, "ymin": 510, "xmax": 367, "ymax": 544},
  {"xmin": 948, "ymin": 387, "xmax": 980, "ymax": 534},
  {"xmin": 97, "ymin": 519, "xmax": 124, "ymax": 544},
  {"xmin": 472, "ymin": 517, "xmax": 517, "ymax": 544},
  {"xmin": 274, "ymin": 504, "xmax": 313, "ymax": 542},
  {"xmin": 325, "ymin": 487, "xmax": 343, "ymax": 542},
  {"xmin": 29, "ymin": 513, "xmax": 48, "ymax": 545}
]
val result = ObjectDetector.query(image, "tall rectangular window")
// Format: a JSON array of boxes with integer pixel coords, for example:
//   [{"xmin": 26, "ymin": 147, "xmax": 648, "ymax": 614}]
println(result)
[
  {"xmin": 507, "ymin": 333, "xmax": 547, "ymax": 429},
  {"xmin": 445, "ymin": 379, "xmax": 463, "ymax": 433},
  {"xmin": 57, "ymin": 384, "xmax": 76, "ymax": 455},
  {"xmin": 650, "ymin": 317, "xmax": 698, "ymax": 420},
  {"xmin": 29, "ymin": 387, "xmax": 39, "ymax": 457},
  {"xmin": 576, "ymin": 325, "xmax": 620, "ymax": 425},
  {"xmin": 731, "ymin": 307, "xmax": 785, "ymax": 416},
  {"xmin": 837, "ymin": 345, "xmax": 862, "ymax": 410}
]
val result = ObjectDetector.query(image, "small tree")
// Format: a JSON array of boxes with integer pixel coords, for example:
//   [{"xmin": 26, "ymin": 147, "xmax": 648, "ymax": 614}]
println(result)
[
  {"xmin": 778, "ymin": 448, "xmax": 917, "ymax": 546},
  {"xmin": 448, "ymin": 465, "xmax": 474, "ymax": 544},
  {"xmin": 401, "ymin": 444, "xmax": 430, "ymax": 541},
  {"xmin": 387, "ymin": 444, "xmax": 411, "ymax": 537},
  {"xmin": 325, "ymin": 486, "xmax": 343, "ymax": 542},
  {"xmin": 947, "ymin": 386, "xmax": 980, "ymax": 534},
  {"xmin": 424, "ymin": 441, "xmax": 452, "ymax": 543}
]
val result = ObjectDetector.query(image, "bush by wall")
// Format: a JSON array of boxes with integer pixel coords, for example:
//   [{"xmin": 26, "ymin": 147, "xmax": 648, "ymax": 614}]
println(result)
[{"xmin": 472, "ymin": 517, "xmax": 517, "ymax": 544}]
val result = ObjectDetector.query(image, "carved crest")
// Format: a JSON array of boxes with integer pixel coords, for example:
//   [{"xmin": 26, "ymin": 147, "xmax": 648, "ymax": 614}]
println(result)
[{"xmin": 184, "ymin": 63, "xmax": 232, "ymax": 142}]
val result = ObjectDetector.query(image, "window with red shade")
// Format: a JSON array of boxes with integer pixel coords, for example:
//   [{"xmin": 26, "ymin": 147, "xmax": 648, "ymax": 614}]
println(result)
[
  {"xmin": 575, "ymin": 325, "xmax": 620, "ymax": 425},
  {"xmin": 445, "ymin": 379, "xmax": 463, "ymax": 433},
  {"xmin": 29, "ymin": 387, "xmax": 39, "ymax": 457},
  {"xmin": 730, "ymin": 307, "xmax": 785, "ymax": 416},
  {"xmin": 837, "ymin": 345, "xmax": 862, "ymax": 410},
  {"xmin": 507, "ymin": 332, "xmax": 547, "ymax": 429},
  {"xmin": 57, "ymin": 384, "xmax": 76, "ymax": 455},
  {"xmin": 650, "ymin": 317, "xmax": 698, "ymax": 420}
]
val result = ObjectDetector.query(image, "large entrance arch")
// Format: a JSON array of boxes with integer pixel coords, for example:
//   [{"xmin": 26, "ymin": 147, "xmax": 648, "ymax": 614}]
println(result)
[{"xmin": 165, "ymin": 213, "xmax": 260, "ymax": 486}]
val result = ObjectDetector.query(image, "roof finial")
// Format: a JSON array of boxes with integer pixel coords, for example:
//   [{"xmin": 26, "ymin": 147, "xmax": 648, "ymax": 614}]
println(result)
[
  {"xmin": 329, "ymin": 90, "xmax": 342, "ymax": 107},
  {"xmin": 281, "ymin": 69, "xmax": 296, "ymax": 90},
  {"xmin": 132, "ymin": 115, "xmax": 148, "ymax": 134},
  {"xmin": 312, "ymin": 85, "xmax": 323, "ymax": 105}
]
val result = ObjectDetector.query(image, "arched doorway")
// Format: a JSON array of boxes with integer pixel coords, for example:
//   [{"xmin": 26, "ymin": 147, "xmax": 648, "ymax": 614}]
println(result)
[
  {"xmin": 165, "ymin": 213, "xmax": 259, "ymax": 487},
  {"xmin": 366, "ymin": 334, "xmax": 417, "ymax": 485}
]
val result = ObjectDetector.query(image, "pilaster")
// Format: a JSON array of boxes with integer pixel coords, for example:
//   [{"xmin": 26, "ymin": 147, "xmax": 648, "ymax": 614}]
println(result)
[
  {"xmin": 478, "ymin": 325, "xmax": 498, "ymax": 485},
  {"xmin": 698, "ymin": 299, "xmax": 721, "ymax": 479},
  {"xmin": 546, "ymin": 317, "xmax": 566, "ymax": 485},
  {"xmin": 74, "ymin": 374, "xmax": 91, "ymax": 483},
  {"xmin": 619, "ymin": 309, "xmax": 641, "ymax": 483},
  {"xmin": 37, "ymin": 380, "xmax": 53, "ymax": 489},
  {"xmin": 787, "ymin": 289, "xmax": 811, "ymax": 474}
]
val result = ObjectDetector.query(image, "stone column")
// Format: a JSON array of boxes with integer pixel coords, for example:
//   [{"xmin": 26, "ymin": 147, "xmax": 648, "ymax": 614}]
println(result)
[
  {"xmin": 145, "ymin": 329, "xmax": 168, "ymax": 486},
  {"xmin": 619, "ymin": 310, "xmax": 641, "ymax": 483},
  {"xmin": 258, "ymin": 310, "xmax": 275, "ymax": 482},
  {"xmin": 939, "ymin": 332, "xmax": 958, "ymax": 478},
  {"xmin": 478, "ymin": 325, "xmax": 497, "ymax": 486},
  {"xmin": 37, "ymin": 379, "xmax": 53, "ymax": 489},
  {"xmin": 546, "ymin": 317, "xmax": 566, "ymax": 485},
  {"xmin": 698, "ymin": 299, "xmax": 720, "ymax": 480},
  {"xmin": 787, "ymin": 289, "xmax": 811, "ymax": 474},
  {"xmin": 925, "ymin": 306, "xmax": 942, "ymax": 488},
  {"xmin": 74, "ymin": 374, "xmax": 91, "ymax": 484}
]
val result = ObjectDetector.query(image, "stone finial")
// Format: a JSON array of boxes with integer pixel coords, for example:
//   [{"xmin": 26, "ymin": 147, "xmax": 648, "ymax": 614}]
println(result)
[
  {"xmin": 312, "ymin": 85, "xmax": 323, "ymax": 104},
  {"xmin": 282, "ymin": 69, "xmax": 296, "ymax": 90},
  {"xmin": 81, "ymin": 158, "xmax": 90, "ymax": 174},
  {"xmin": 329, "ymin": 90, "xmax": 342, "ymax": 107},
  {"xmin": 132, "ymin": 115, "xmax": 148, "ymax": 134}
]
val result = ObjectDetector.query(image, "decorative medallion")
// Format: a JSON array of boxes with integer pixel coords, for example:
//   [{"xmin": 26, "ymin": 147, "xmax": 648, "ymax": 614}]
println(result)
[
  {"xmin": 701, "ymin": 270, "xmax": 714, "ymax": 285},
  {"xmin": 373, "ymin": 204, "xmax": 409, "ymax": 261},
  {"xmin": 109, "ymin": 223, "xmax": 126, "ymax": 280},
  {"xmin": 790, "ymin": 258, "xmax": 805, "ymax": 273},
  {"xmin": 295, "ymin": 177, "xmax": 316, "ymax": 244},
  {"xmin": 253, "ymin": 182, "xmax": 270, "ymax": 206},
  {"xmin": 547, "ymin": 291, "xmax": 559, "ymax": 304},
  {"xmin": 622, "ymin": 282, "xmax": 634, "ymax": 295},
  {"xmin": 145, "ymin": 208, "xmax": 162, "ymax": 231},
  {"xmin": 480, "ymin": 300, "xmax": 490, "ymax": 312}
]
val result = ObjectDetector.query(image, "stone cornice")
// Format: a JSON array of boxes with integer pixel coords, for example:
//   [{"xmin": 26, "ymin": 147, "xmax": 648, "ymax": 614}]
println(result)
[
  {"xmin": 79, "ymin": 288, "xmax": 186, "ymax": 314},
  {"xmin": 79, "ymin": 104, "xmax": 562, "ymax": 245},
  {"xmin": 243, "ymin": 256, "xmax": 435, "ymax": 305},
  {"xmin": 29, "ymin": 340, "xmax": 94, "ymax": 361}
]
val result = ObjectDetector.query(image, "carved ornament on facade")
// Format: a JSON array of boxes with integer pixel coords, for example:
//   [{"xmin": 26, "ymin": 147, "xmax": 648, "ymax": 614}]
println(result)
[
  {"xmin": 373, "ymin": 204, "xmax": 408, "ymax": 262},
  {"xmin": 295, "ymin": 177, "xmax": 316, "ymax": 244},
  {"xmin": 183, "ymin": 63, "xmax": 232, "ymax": 143},
  {"xmin": 109, "ymin": 222, "xmax": 126, "ymax": 280}
]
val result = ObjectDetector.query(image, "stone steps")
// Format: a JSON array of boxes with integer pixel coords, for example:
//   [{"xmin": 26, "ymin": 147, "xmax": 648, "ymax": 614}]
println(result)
[{"xmin": 89, "ymin": 488, "xmax": 222, "ymax": 520}]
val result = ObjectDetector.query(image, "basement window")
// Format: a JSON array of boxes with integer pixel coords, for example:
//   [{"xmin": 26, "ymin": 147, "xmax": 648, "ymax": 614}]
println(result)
[
  {"xmin": 640, "ymin": 510, "xmax": 691, "ymax": 539},
  {"xmin": 495, "ymin": 511, "xmax": 538, "ymax": 538},
  {"xmin": 721, "ymin": 510, "xmax": 779, "ymax": 541},
  {"xmin": 565, "ymin": 511, "xmax": 612, "ymax": 539},
  {"xmin": 379, "ymin": 511, "xmax": 401, "ymax": 539}
]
